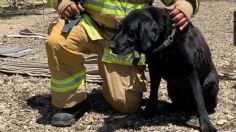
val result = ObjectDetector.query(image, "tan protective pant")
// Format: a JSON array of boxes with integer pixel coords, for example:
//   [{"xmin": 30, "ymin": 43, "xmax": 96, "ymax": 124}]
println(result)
[{"xmin": 46, "ymin": 18, "xmax": 146, "ymax": 113}]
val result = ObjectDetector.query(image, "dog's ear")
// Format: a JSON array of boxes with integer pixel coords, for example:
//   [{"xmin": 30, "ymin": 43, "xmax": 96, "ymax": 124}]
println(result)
[
  {"xmin": 148, "ymin": 21, "xmax": 159, "ymax": 42},
  {"xmin": 139, "ymin": 20, "xmax": 160, "ymax": 51}
]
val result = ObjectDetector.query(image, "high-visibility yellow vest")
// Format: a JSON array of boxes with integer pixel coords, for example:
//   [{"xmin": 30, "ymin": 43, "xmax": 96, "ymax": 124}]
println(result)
[
  {"xmin": 82, "ymin": 0, "xmax": 147, "ymax": 40},
  {"xmin": 50, "ymin": 0, "xmax": 147, "ymax": 67},
  {"xmin": 48, "ymin": 0, "xmax": 147, "ymax": 40},
  {"xmin": 84, "ymin": 0, "xmax": 146, "ymax": 15}
]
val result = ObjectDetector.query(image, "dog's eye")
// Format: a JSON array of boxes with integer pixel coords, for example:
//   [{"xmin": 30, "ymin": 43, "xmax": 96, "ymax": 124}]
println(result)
[{"xmin": 127, "ymin": 31, "xmax": 136, "ymax": 40}]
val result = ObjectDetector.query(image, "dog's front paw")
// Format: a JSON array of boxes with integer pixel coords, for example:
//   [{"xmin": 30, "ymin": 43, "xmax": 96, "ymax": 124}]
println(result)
[{"xmin": 200, "ymin": 123, "xmax": 217, "ymax": 132}]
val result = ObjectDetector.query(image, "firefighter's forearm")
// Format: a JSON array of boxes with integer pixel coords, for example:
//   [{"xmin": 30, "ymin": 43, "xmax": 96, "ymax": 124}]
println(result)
[
  {"xmin": 175, "ymin": 0, "xmax": 193, "ymax": 20},
  {"xmin": 185, "ymin": 0, "xmax": 200, "ymax": 14},
  {"xmin": 56, "ymin": 0, "xmax": 75, "ymax": 15},
  {"xmin": 174, "ymin": 0, "xmax": 199, "ymax": 20}
]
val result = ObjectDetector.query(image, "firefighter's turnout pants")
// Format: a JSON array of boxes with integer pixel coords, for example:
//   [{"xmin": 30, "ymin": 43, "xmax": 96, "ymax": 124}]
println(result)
[{"xmin": 46, "ymin": 0, "xmax": 148, "ymax": 113}]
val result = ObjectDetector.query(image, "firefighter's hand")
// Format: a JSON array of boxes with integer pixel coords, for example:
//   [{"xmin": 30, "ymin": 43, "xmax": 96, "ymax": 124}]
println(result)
[
  {"xmin": 165, "ymin": 4, "xmax": 188, "ymax": 31},
  {"xmin": 61, "ymin": 3, "xmax": 85, "ymax": 19}
]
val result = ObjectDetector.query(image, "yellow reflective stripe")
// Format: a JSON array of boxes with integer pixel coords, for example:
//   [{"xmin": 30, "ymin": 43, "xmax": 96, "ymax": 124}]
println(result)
[
  {"xmin": 81, "ymin": 14, "xmax": 103, "ymax": 40},
  {"xmin": 51, "ymin": 70, "xmax": 85, "ymax": 84},
  {"xmin": 51, "ymin": 79, "xmax": 85, "ymax": 93},
  {"xmin": 83, "ymin": 0, "xmax": 146, "ymax": 16},
  {"xmin": 102, "ymin": 56, "xmax": 145, "ymax": 65},
  {"xmin": 102, "ymin": 57, "xmax": 133, "ymax": 65},
  {"xmin": 138, "ymin": 55, "xmax": 146, "ymax": 65},
  {"xmin": 104, "ymin": 48, "xmax": 146, "ymax": 59},
  {"xmin": 84, "ymin": 4, "xmax": 125, "ymax": 16},
  {"xmin": 95, "ymin": 0, "xmax": 145, "ymax": 9},
  {"xmin": 102, "ymin": 48, "xmax": 146, "ymax": 65},
  {"xmin": 51, "ymin": 74, "xmax": 84, "ymax": 88},
  {"xmin": 85, "ymin": 0, "xmax": 146, "ymax": 9},
  {"xmin": 104, "ymin": 48, "xmax": 133, "ymax": 58},
  {"xmin": 51, "ymin": 70, "xmax": 86, "ymax": 92},
  {"xmin": 102, "ymin": 52, "xmax": 134, "ymax": 65}
]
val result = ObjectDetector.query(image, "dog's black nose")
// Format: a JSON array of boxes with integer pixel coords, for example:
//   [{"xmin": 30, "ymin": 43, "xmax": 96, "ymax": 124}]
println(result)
[
  {"xmin": 109, "ymin": 43, "xmax": 116, "ymax": 50},
  {"xmin": 109, "ymin": 43, "xmax": 119, "ymax": 54}
]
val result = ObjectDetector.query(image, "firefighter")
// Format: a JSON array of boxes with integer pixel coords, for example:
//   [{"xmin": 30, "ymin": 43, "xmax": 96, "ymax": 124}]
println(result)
[{"xmin": 46, "ymin": 0, "xmax": 199, "ymax": 127}]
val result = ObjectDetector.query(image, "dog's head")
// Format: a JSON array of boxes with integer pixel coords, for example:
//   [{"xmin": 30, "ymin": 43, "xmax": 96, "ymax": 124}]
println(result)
[{"xmin": 110, "ymin": 7, "xmax": 171, "ymax": 55}]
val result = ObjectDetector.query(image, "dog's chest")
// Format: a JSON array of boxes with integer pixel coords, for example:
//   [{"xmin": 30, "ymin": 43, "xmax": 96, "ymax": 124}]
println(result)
[{"xmin": 148, "ymin": 52, "xmax": 191, "ymax": 78}]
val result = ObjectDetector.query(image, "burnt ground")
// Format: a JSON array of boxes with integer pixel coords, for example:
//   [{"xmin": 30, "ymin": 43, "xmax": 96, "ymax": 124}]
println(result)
[{"xmin": 0, "ymin": 1, "xmax": 236, "ymax": 132}]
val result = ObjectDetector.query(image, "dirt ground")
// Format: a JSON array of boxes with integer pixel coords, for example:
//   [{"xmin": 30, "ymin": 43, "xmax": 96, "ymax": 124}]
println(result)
[{"xmin": 0, "ymin": 1, "xmax": 236, "ymax": 132}]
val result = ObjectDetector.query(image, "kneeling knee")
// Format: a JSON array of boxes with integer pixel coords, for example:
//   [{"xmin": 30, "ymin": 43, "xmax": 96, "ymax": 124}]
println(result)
[
  {"xmin": 109, "ymin": 94, "xmax": 142, "ymax": 113},
  {"xmin": 111, "ymin": 100, "xmax": 140, "ymax": 113}
]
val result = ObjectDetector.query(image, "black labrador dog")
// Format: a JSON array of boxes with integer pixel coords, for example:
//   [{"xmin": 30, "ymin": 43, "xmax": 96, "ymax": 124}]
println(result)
[{"xmin": 110, "ymin": 7, "xmax": 219, "ymax": 132}]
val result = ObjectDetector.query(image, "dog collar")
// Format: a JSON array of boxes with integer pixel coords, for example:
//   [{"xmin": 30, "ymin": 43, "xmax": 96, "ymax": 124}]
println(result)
[{"xmin": 152, "ymin": 28, "xmax": 177, "ymax": 53}]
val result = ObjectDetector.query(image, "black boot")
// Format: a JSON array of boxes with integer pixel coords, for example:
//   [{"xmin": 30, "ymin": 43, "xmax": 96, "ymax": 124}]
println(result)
[{"xmin": 51, "ymin": 101, "xmax": 86, "ymax": 127}]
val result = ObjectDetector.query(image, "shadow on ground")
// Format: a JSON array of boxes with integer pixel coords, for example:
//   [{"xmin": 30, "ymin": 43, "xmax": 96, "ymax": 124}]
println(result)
[{"xmin": 26, "ymin": 89, "xmax": 200, "ymax": 131}]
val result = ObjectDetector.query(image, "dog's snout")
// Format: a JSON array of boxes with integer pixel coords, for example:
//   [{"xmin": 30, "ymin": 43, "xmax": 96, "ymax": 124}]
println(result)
[
  {"xmin": 109, "ymin": 43, "xmax": 119, "ymax": 54},
  {"xmin": 109, "ymin": 43, "xmax": 116, "ymax": 50}
]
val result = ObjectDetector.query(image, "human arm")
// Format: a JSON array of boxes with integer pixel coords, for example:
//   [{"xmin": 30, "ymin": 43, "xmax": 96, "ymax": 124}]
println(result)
[
  {"xmin": 52, "ymin": 0, "xmax": 85, "ymax": 19},
  {"xmin": 165, "ymin": 0, "xmax": 200, "ymax": 30}
]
